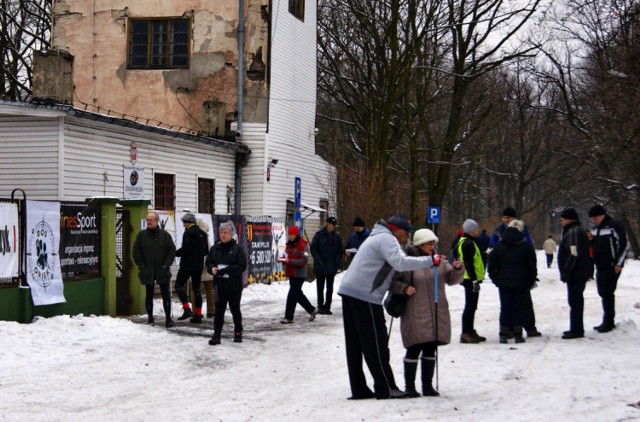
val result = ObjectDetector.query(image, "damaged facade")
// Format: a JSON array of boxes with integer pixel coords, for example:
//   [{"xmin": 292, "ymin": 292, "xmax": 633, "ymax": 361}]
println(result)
[{"xmin": 29, "ymin": 0, "xmax": 335, "ymax": 228}]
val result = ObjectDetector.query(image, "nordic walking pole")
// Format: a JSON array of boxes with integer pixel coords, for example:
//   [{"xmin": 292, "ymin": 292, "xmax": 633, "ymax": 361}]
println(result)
[{"xmin": 433, "ymin": 254, "xmax": 439, "ymax": 391}]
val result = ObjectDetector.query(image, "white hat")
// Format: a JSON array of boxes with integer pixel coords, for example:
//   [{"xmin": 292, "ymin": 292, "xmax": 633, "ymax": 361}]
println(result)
[{"xmin": 413, "ymin": 229, "xmax": 438, "ymax": 247}]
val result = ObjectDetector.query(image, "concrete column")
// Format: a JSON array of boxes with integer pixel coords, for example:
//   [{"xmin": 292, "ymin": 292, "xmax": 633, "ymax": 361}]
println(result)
[
  {"xmin": 86, "ymin": 197, "xmax": 120, "ymax": 317},
  {"xmin": 121, "ymin": 200, "xmax": 151, "ymax": 315}
]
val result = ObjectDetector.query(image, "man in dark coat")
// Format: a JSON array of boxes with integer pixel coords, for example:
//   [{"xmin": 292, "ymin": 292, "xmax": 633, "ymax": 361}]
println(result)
[
  {"xmin": 175, "ymin": 212, "xmax": 209, "ymax": 323},
  {"xmin": 311, "ymin": 216, "xmax": 344, "ymax": 315},
  {"xmin": 133, "ymin": 212, "xmax": 176, "ymax": 328},
  {"xmin": 588, "ymin": 205, "xmax": 628, "ymax": 333},
  {"xmin": 488, "ymin": 207, "xmax": 541, "ymax": 338},
  {"xmin": 205, "ymin": 220, "xmax": 248, "ymax": 345},
  {"xmin": 557, "ymin": 208, "xmax": 593, "ymax": 339},
  {"xmin": 344, "ymin": 217, "xmax": 370, "ymax": 264}
]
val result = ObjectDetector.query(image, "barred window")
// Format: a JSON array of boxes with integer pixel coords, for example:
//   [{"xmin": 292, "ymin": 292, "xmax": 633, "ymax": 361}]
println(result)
[
  {"xmin": 288, "ymin": 0, "xmax": 304, "ymax": 21},
  {"xmin": 319, "ymin": 199, "xmax": 329, "ymax": 225},
  {"xmin": 154, "ymin": 173, "xmax": 175, "ymax": 210},
  {"xmin": 198, "ymin": 178, "xmax": 215, "ymax": 214},
  {"xmin": 128, "ymin": 18, "xmax": 190, "ymax": 69}
]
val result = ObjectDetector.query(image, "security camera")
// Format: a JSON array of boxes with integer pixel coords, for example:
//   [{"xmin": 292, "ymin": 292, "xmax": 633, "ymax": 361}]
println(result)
[
  {"xmin": 314, "ymin": 128, "xmax": 319, "ymax": 135},
  {"xmin": 271, "ymin": 159, "xmax": 279, "ymax": 166}
]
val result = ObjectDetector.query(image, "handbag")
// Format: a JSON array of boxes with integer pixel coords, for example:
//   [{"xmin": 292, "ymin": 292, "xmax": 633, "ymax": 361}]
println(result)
[{"xmin": 383, "ymin": 273, "xmax": 413, "ymax": 318}]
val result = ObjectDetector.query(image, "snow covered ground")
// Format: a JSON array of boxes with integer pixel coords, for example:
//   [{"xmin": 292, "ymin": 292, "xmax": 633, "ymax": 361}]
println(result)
[{"xmin": 2, "ymin": 251, "xmax": 639, "ymax": 421}]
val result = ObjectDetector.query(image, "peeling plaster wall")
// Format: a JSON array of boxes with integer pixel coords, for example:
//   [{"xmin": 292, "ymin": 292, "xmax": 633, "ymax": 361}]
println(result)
[{"xmin": 52, "ymin": 0, "xmax": 269, "ymax": 134}]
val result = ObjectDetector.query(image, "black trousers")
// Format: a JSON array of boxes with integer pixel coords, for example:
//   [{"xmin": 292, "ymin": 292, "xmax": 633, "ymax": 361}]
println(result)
[
  {"xmin": 522, "ymin": 289, "xmax": 538, "ymax": 332},
  {"xmin": 341, "ymin": 294, "xmax": 398, "ymax": 399},
  {"xmin": 566, "ymin": 279, "xmax": 586, "ymax": 334},
  {"xmin": 145, "ymin": 282, "xmax": 171, "ymax": 319},
  {"xmin": 405, "ymin": 342, "xmax": 437, "ymax": 360},
  {"xmin": 498, "ymin": 287, "xmax": 527, "ymax": 331},
  {"xmin": 317, "ymin": 274, "xmax": 335, "ymax": 309},
  {"xmin": 461, "ymin": 280, "xmax": 479, "ymax": 334},
  {"xmin": 175, "ymin": 267, "xmax": 202, "ymax": 309},
  {"xmin": 213, "ymin": 281, "xmax": 243, "ymax": 336},
  {"xmin": 285, "ymin": 277, "xmax": 314, "ymax": 320},
  {"xmin": 596, "ymin": 267, "xmax": 620, "ymax": 326},
  {"xmin": 546, "ymin": 254, "xmax": 554, "ymax": 268}
]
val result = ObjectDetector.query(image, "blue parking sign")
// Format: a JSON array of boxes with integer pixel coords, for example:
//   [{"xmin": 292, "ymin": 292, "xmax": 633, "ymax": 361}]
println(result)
[{"xmin": 427, "ymin": 207, "xmax": 441, "ymax": 224}]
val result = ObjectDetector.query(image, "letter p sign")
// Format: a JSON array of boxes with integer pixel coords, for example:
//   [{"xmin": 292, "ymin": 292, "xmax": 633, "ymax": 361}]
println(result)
[{"xmin": 427, "ymin": 207, "xmax": 441, "ymax": 224}]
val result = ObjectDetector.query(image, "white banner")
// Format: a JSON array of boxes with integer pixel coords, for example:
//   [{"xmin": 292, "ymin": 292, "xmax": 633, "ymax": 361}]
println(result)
[
  {"xmin": 123, "ymin": 165, "xmax": 145, "ymax": 199},
  {"xmin": 26, "ymin": 200, "xmax": 65, "ymax": 305},
  {"xmin": 0, "ymin": 202, "xmax": 20, "ymax": 278},
  {"xmin": 175, "ymin": 212, "xmax": 215, "ymax": 250}
]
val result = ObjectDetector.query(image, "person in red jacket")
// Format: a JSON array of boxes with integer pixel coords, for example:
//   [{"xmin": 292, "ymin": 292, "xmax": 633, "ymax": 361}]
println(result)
[{"xmin": 280, "ymin": 226, "xmax": 319, "ymax": 324}]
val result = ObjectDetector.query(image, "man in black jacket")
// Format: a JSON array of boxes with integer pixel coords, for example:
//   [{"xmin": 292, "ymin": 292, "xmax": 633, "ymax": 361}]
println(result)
[
  {"xmin": 311, "ymin": 216, "xmax": 344, "ymax": 315},
  {"xmin": 557, "ymin": 208, "xmax": 593, "ymax": 339},
  {"xmin": 175, "ymin": 213, "xmax": 209, "ymax": 323},
  {"xmin": 588, "ymin": 205, "xmax": 628, "ymax": 333}
]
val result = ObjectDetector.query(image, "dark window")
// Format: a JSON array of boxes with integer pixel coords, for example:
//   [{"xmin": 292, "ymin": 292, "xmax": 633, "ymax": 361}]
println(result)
[
  {"xmin": 319, "ymin": 199, "xmax": 328, "ymax": 225},
  {"xmin": 286, "ymin": 200, "xmax": 295, "ymax": 227},
  {"xmin": 288, "ymin": 0, "xmax": 304, "ymax": 20},
  {"xmin": 198, "ymin": 178, "xmax": 215, "ymax": 214},
  {"xmin": 154, "ymin": 173, "xmax": 175, "ymax": 210},
  {"xmin": 128, "ymin": 18, "xmax": 190, "ymax": 69}
]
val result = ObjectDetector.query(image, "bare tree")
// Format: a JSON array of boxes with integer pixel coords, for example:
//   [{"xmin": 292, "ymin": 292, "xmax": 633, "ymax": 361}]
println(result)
[{"xmin": 0, "ymin": 0, "xmax": 51, "ymax": 101}]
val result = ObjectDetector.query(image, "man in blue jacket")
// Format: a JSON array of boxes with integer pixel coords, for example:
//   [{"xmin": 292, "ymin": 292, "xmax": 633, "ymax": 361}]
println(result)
[
  {"xmin": 311, "ymin": 216, "xmax": 344, "ymax": 315},
  {"xmin": 338, "ymin": 215, "xmax": 439, "ymax": 400},
  {"xmin": 588, "ymin": 205, "xmax": 628, "ymax": 333}
]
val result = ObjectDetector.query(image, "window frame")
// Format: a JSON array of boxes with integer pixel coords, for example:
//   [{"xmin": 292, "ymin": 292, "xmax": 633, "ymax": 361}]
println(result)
[
  {"xmin": 154, "ymin": 172, "xmax": 176, "ymax": 211},
  {"xmin": 288, "ymin": 0, "xmax": 305, "ymax": 21},
  {"xmin": 127, "ymin": 17, "xmax": 191, "ymax": 69},
  {"xmin": 197, "ymin": 177, "xmax": 216, "ymax": 214}
]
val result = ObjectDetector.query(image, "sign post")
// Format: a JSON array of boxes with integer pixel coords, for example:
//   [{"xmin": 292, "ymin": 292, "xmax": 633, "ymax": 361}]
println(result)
[{"xmin": 294, "ymin": 177, "xmax": 302, "ymax": 231}]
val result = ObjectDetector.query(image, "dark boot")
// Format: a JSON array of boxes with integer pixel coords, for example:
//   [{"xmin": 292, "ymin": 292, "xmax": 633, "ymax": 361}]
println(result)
[
  {"xmin": 514, "ymin": 326, "xmax": 525, "ymax": 343},
  {"xmin": 189, "ymin": 315, "xmax": 202, "ymax": 324},
  {"xmin": 421, "ymin": 357, "xmax": 440, "ymax": 397},
  {"xmin": 234, "ymin": 331, "xmax": 242, "ymax": 343},
  {"xmin": 178, "ymin": 307, "xmax": 193, "ymax": 321},
  {"xmin": 208, "ymin": 335, "xmax": 221, "ymax": 346},
  {"xmin": 499, "ymin": 326, "xmax": 512, "ymax": 344},
  {"xmin": 165, "ymin": 318, "xmax": 175, "ymax": 328},
  {"xmin": 403, "ymin": 359, "xmax": 421, "ymax": 398}
]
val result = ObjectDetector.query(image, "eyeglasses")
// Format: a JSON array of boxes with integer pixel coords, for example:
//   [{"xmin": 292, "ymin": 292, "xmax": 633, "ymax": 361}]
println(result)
[{"xmin": 425, "ymin": 241, "xmax": 437, "ymax": 246}]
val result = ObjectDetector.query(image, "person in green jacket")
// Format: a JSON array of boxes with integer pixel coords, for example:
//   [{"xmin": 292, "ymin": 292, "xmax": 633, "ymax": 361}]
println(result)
[{"xmin": 133, "ymin": 212, "xmax": 177, "ymax": 328}]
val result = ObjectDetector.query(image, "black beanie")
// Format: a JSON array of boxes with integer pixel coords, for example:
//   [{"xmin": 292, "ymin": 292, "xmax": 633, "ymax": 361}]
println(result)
[
  {"xmin": 352, "ymin": 217, "xmax": 365, "ymax": 227},
  {"xmin": 502, "ymin": 207, "xmax": 517, "ymax": 218},
  {"xmin": 588, "ymin": 205, "xmax": 606, "ymax": 217},
  {"xmin": 560, "ymin": 208, "xmax": 579, "ymax": 220}
]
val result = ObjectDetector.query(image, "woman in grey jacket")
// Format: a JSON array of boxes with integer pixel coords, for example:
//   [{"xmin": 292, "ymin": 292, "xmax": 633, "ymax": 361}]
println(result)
[{"xmin": 391, "ymin": 229, "xmax": 464, "ymax": 397}]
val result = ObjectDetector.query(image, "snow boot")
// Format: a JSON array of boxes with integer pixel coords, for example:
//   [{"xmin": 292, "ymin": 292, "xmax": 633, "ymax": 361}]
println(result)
[
  {"xmin": 234, "ymin": 331, "xmax": 242, "ymax": 343},
  {"xmin": 309, "ymin": 307, "xmax": 320, "ymax": 321},
  {"xmin": 403, "ymin": 359, "xmax": 421, "ymax": 398},
  {"xmin": 209, "ymin": 335, "xmax": 221, "ymax": 346},
  {"xmin": 178, "ymin": 307, "xmax": 193, "ymax": 321},
  {"xmin": 190, "ymin": 315, "xmax": 202, "ymax": 324},
  {"xmin": 165, "ymin": 318, "xmax": 175, "ymax": 328},
  {"xmin": 499, "ymin": 326, "xmax": 512, "ymax": 344},
  {"xmin": 421, "ymin": 357, "xmax": 440, "ymax": 397},
  {"xmin": 514, "ymin": 326, "xmax": 525, "ymax": 343}
]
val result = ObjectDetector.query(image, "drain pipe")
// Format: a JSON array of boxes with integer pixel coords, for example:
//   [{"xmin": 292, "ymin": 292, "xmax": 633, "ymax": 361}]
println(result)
[{"xmin": 234, "ymin": 0, "xmax": 246, "ymax": 214}]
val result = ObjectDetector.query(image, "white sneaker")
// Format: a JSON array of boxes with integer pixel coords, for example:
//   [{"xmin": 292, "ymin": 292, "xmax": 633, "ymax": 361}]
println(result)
[{"xmin": 309, "ymin": 308, "xmax": 320, "ymax": 321}]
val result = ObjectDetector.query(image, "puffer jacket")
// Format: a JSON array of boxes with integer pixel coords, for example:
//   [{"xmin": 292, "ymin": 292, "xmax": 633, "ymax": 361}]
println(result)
[
  {"xmin": 133, "ymin": 228, "xmax": 176, "ymax": 285},
  {"xmin": 488, "ymin": 227, "xmax": 537, "ymax": 289},
  {"xmin": 590, "ymin": 215, "xmax": 628, "ymax": 270},
  {"xmin": 391, "ymin": 246, "xmax": 464, "ymax": 347},
  {"xmin": 285, "ymin": 236, "xmax": 309, "ymax": 279},
  {"xmin": 310, "ymin": 226, "xmax": 344, "ymax": 275}
]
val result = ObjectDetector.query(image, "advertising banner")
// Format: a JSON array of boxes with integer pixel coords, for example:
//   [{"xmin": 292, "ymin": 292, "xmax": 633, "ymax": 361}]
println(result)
[
  {"xmin": 59, "ymin": 203, "xmax": 101, "ymax": 278},
  {"xmin": 246, "ymin": 216, "xmax": 273, "ymax": 284},
  {"xmin": 175, "ymin": 212, "xmax": 215, "ymax": 251},
  {"xmin": 271, "ymin": 217, "xmax": 287, "ymax": 282},
  {"xmin": 0, "ymin": 202, "xmax": 19, "ymax": 279},
  {"xmin": 123, "ymin": 165, "xmax": 145, "ymax": 199},
  {"xmin": 26, "ymin": 200, "xmax": 65, "ymax": 305}
]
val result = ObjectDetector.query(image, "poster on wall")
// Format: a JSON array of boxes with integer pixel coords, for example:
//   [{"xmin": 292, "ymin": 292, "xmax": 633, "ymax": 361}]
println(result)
[
  {"xmin": 0, "ymin": 202, "xmax": 20, "ymax": 279},
  {"xmin": 123, "ymin": 165, "xmax": 145, "ymax": 199},
  {"xmin": 271, "ymin": 217, "xmax": 287, "ymax": 282},
  {"xmin": 59, "ymin": 203, "xmax": 101, "ymax": 278},
  {"xmin": 246, "ymin": 216, "xmax": 273, "ymax": 284},
  {"xmin": 175, "ymin": 212, "xmax": 215, "ymax": 265},
  {"xmin": 26, "ymin": 200, "xmax": 65, "ymax": 305},
  {"xmin": 212, "ymin": 215, "xmax": 249, "ymax": 286},
  {"xmin": 148, "ymin": 210, "xmax": 176, "ymax": 243}
]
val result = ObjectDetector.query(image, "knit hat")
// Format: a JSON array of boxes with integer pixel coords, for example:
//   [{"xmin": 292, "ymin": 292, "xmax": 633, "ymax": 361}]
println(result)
[
  {"xmin": 387, "ymin": 215, "xmax": 411, "ymax": 232},
  {"xmin": 502, "ymin": 207, "xmax": 517, "ymax": 218},
  {"xmin": 588, "ymin": 205, "xmax": 606, "ymax": 217},
  {"xmin": 326, "ymin": 216, "xmax": 338, "ymax": 226},
  {"xmin": 560, "ymin": 208, "xmax": 579, "ymax": 220},
  {"xmin": 413, "ymin": 229, "xmax": 438, "ymax": 247},
  {"xmin": 462, "ymin": 219, "xmax": 479, "ymax": 234},
  {"xmin": 288, "ymin": 226, "xmax": 300, "ymax": 236},
  {"xmin": 352, "ymin": 217, "xmax": 365, "ymax": 228},
  {"xmin": 457, "ymin": 229, "xmax": 463, "ymax": 236},
  {"xmin": 181, "ymin": 212, "xmax": 197, "ymax": 223}
]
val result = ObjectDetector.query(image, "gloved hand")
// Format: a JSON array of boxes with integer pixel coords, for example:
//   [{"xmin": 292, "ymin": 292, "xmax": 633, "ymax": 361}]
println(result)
[
  {"xmin": 432, "ymin": 254, "xmax": 441, "ymax": 267},
  {"xmin": 472, "ymin": 280, "xmax": 481, "ymax": 293}
]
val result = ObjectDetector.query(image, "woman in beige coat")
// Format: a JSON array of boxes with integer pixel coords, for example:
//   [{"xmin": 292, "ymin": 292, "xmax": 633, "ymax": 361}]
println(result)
[{"xmin": 391, "ymin": 229, "xmax": 464, "ymax": 397}]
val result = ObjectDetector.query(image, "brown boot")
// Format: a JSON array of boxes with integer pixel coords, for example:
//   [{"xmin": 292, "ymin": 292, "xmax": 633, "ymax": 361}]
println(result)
[{"xmin": 460, "ymin": 332, "xmax": 480, "ymax": 344}]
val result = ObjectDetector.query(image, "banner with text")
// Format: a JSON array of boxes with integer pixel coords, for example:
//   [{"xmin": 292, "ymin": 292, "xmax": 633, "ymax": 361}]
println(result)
[
  {"xmin": 59, "ymin": 203, "xmax": 101, "ymax": 278},
  {"xmin": 0, "ymin": 202, "xmax": 20, "ymax": 279},
  {"xmin": 247, "ymin": 216, "xmax": 273, "ymax": 284},
  {"xmin": 26, "ymin": 200, "xmax": 65, "ymax": 305},
  {"xmin": 123, "ymin": 165, "xmax": 145, "ymax": 199}
]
